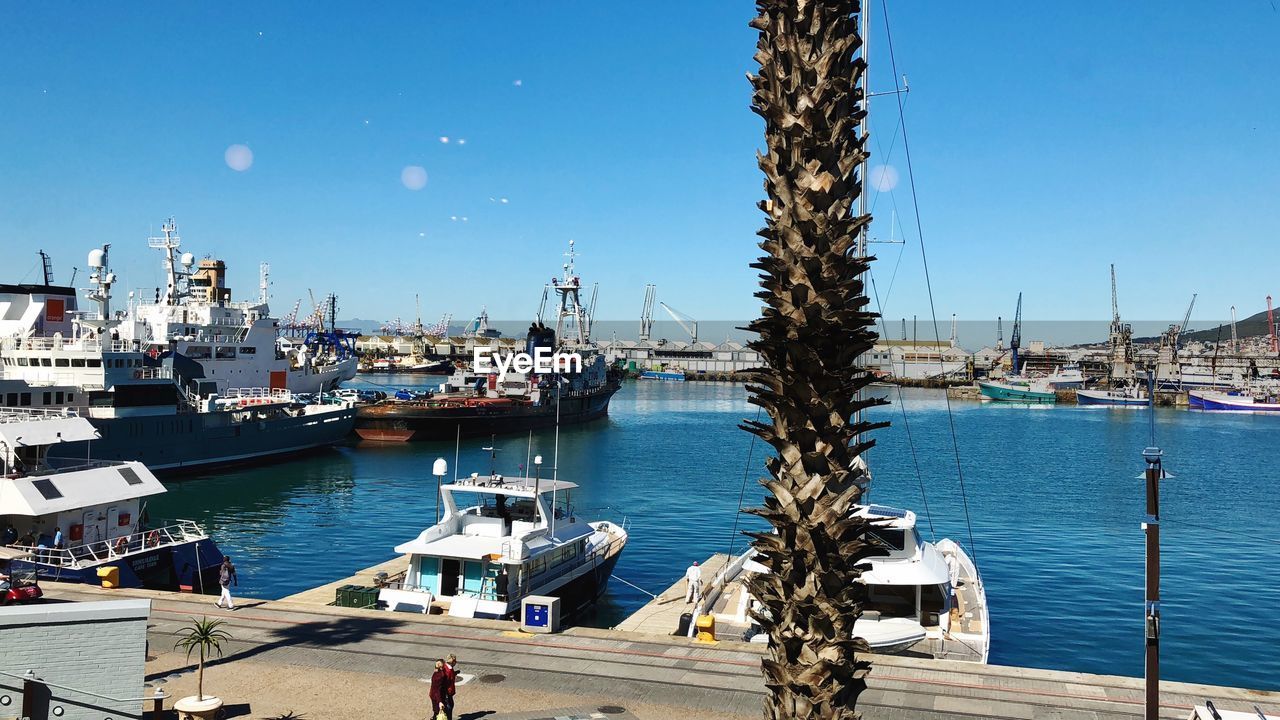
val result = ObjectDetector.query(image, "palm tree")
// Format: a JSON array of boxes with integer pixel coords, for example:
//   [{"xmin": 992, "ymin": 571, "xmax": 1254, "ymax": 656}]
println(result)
[
  {"xmin": 743, "ymin": 1, "xmax": 884, "ymax": 718},
  {"xmin": 174, "ymin": 616, "xmax": 233, "ymax": 701}
]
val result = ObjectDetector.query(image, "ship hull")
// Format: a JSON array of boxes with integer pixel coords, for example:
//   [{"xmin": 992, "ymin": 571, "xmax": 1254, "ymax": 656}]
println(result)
[
  {"xmin": 47, "ymin": 407, "xmax": 356, "ymax": 472},
  {"xmin": 1190, "ymin": 390, "xmax": 1280, "ymax": 412},
  {"xmin": 14, "ymin": 538, "xmax": 224, "ymax": 592},
  {"xmin": 1076, "ymin": 389, "xmax": 1147, "ymax": 406},
  {"xmin": 977, "ymin": 381, "xmax": 1056, "ymax": 404},
  {"xmin": 356, "ymin": 382, "xmax": 620, "ymax": 441}
]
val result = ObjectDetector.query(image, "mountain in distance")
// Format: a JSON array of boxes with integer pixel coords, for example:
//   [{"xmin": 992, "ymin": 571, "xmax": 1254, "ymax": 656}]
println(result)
[{"xmin": 1182, "ymin": 308, "xmax": 1277, "ymax": 343}]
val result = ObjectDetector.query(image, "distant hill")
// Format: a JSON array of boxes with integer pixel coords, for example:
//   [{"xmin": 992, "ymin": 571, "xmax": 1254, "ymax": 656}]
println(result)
[
  {"xmin": 1183, "ymin": 308, "xmax": 1276, "ymax": 343},
  {"xmin": 336, "ymin": 318, "xmax": 386, "ymax": 334}
]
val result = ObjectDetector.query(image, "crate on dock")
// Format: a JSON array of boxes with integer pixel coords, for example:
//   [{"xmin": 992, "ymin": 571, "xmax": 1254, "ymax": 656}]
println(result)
[{"xmin": 334, "ymin": 584, "xmax": 357, "ymax": 607}]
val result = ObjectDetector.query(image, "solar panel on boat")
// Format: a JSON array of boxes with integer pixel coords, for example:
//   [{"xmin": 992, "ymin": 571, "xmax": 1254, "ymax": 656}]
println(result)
[
  {"xmin": 118, "ymin": 466, "xmax": 143, "ymax": 486},
  {"xmin": 865, "ymin": 504, "xmax": 907, "ymax": 518},
  {"xmin": 32, "ymin": 478, "xmax": 63, "ymax": 500}
]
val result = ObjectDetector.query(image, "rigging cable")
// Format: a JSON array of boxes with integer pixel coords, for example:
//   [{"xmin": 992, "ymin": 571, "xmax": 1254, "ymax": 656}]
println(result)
[
  {"xmin": 880, "ymin": 0, "xmax": 979, "ymax": 563},
  {"xmin": 868, "ymin": 270, "xmax": 936, "ymax": 540},
  {"xmin": 726, "ymin": 406, "xmax": 763, "ymax": 559}
]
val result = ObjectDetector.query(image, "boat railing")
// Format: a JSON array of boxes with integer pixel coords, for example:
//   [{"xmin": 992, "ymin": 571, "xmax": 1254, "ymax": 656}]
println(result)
[
  {"xmin": 1, "ymin": 336, "xmax": 150, "ymax": 354},
  {"xmin": 6, "ymin": 520, "xmax": 207, "ymax": 569},
  {"xmin": 0, "ymin": 407, "xmax": 81, "ymax": 423},
  {"xmin": 11, "ymin": 458, "xmax": 135, "ymax": 478}
]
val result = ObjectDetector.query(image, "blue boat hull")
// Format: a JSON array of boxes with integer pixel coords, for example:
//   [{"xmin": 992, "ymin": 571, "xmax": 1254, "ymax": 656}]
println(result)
[
  {"xmin": 639, "ymin": 371, "xmax": 685, "ymax": 381},
  {"xmin": 1192, "ymin": 391, "xmax": 1280, "ymax": 412},
  {"xmin": 12, "ymin": 538, "xmax": 224, "ymax": 592}
]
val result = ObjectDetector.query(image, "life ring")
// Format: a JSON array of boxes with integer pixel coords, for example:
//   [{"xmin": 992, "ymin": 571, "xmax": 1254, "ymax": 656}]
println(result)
[
  {"xmin": 133, "ymin": 370, "xmax": 143, "ymax": 379},
  {"xmin": 114, "ymin": 536, "xmax": 129, "ymax": 554},
  {"xmin": 146, "ymin": 531, "xmax": 161, "ymax": 548}
]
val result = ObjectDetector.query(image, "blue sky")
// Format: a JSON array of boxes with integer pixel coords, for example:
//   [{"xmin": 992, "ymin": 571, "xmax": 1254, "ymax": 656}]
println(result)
[{"xmin": 2, "ymin": 2, "xmax": 1277, "ymax": 332}]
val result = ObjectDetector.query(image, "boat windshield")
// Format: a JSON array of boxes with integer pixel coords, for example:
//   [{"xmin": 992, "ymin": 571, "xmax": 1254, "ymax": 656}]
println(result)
[
  {"xmin": 451, "ymin": 492, "xmax": 539, "ymax": 524},
  {"xmin": 865, "ymin": 527, "xmax": 905, "ymax": 551}
]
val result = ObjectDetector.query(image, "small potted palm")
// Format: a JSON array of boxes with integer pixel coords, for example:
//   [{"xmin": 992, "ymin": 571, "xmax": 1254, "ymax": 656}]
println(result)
[{"xmin": 172, "ymin": 616, "xmax": 232, "ymax": 719}]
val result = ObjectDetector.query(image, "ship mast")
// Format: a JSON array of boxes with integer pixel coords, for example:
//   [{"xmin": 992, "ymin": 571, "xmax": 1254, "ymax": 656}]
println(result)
[
  {"xmin": 551, "ymin": 239, "xmax": 592, "ymax": 346},
  {"xmin": 147, "ymin": 218, "xmax": 185, "ymax": 306}
]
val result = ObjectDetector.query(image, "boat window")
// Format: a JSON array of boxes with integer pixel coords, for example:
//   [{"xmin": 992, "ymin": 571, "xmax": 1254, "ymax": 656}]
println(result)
[
  {"xmin": 67, "ymin": 393, "xmax": 75, "ymax": 402},
  {"xmin": 71, "ymin": 358, "xmax": 86, "ymax": 367},
  {"xmin": 87, "ymin": 359, "xmax": 101, "ymax": 368},
  {"xmin": 865, "ymin": 584, "xmax": 916, "ymax": 617},
  {"xmin": 531, "ymin": 555, "xmax": 546, "ymax": 576},
  {"xmin": 187, "ymin": 346, "xmax": 212, "ymax": 359},
  {"xmin": 40, "ymin": 358, "xmax": 52, "ymax": 366},
  {"xmin": 55, "ymin": 358, "xmax": 70, "ymax": 367},
  {"xmin": 42, "ymin": 392, "xmax": 52, "ymax": 405},
  {"xmin": 865, "ymin": 528, "xmax": 905, "ymax": 551},
  {"xmin": 216, "ymin": 346, "xmax": 236, "ymax": 360},
  {"xmin": 19, "ymin": 393, "xmax": 31, "ymax": 406},
  {"xmin": 4, "ymin": 393, "xmax": 15, "ymax": 406},
  {"xmin": 239, "ymin": 346, "xmax": 256, "ymax": 354},
  {"xmin": 55, "ymin": 392, "xmax": 64, "ymax": 404},
  {"xmin": 16, "ymin": 357, "xmax": 28, "ymax": 366}
]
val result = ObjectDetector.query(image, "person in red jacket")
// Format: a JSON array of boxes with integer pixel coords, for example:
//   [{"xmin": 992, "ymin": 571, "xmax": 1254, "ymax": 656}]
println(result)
[
  {"xmin": 429, "ymin": 659, "xmax": 449, "ymax": 719},
  {"xmin": 442, "ymin": 653, "xmax": 458, "ymax": 719}
]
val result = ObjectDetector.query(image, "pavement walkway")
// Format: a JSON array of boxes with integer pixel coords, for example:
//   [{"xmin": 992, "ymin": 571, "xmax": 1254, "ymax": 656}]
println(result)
[{"xmin": 43, "ymin": 583, "xmax": 1280, "ymax": 720}]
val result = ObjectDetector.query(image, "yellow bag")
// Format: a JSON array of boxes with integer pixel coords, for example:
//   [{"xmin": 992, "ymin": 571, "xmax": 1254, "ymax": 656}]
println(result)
[{"xmin": 435, "ymin": 712, "xmax": 447, "ymax": 720}]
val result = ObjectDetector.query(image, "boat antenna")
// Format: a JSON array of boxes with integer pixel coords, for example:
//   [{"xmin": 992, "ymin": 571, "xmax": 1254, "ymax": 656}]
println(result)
[
  {"xmin": 550, "ymin": 371, "xmax": 563, "ymax": 538},
  {"xmin": 525, "ymin": 430, "xmax": 533, "ymax": 477},
  {"xmin": 483, "ymin": 435, "xmax": 499, "ymax": 477},
  {"xmin": 453, "ymin": 424, "xmax": 460, "ymax": 482}
]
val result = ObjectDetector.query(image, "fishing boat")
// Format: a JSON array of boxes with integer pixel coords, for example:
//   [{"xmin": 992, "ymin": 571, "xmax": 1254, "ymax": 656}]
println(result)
[
  {"xmin": 708, "ymin": 504, "xmax": 988, "ymax": 663},
  {"xmin": 1077, "ymin": 385, "xmax": 1148, "ymax": 407},
  {"xmin": 379, "ymin": 469, "xmax": 627, "ymax": 620},
  {"xmin": 1045, "ymin": 363, "xmax": 1085, "ymax": 390},
  {"xmin": 1189, "ymin": 387, "xmax": 1280, "ymax": 412},
  {"xmin": 355, "ymin": 242, "xmax": 622, "ymax": 441},
  {"xmin": 638, "ymin": 368, "xmax": 685, "ymax": 381},
  {"xmin": 0, "ymin": 409, "xmax": 224, "ymax": 590},
  {"xmin": 977, "ymin": 378, "xmax": 1056, "ymax": 403}
]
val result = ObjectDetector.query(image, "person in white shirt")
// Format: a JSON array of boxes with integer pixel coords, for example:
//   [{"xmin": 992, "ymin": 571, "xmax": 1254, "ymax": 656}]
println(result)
[{"xmin": 684, "ymin": 561, "xmax": 703, "ymax": 604}]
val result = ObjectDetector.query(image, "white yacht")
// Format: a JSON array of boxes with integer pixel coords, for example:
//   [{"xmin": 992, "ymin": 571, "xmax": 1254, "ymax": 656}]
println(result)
[
  {"xmin": 708, "ymin": 504, "xmax": 989, "ymax": 663},
  {"xmin": 380, "ymin": 470, "xmax": 627, "ymax": 620},
  {"xmin": 0, "ymin": 408, "xmax": 224, "ymax": 589}
]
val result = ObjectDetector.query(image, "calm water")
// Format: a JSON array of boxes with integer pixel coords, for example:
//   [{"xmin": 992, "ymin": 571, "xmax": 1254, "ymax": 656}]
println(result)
[{"xmin": 148, "ymin": 377, "xmax": 1280, "ymax": 690}]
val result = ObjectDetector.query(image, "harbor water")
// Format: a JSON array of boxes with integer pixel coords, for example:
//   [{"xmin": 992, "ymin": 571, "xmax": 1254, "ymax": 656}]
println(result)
[{"xmin": 148, "ymin": 377, "xmax": 1280, "ymax": 691}]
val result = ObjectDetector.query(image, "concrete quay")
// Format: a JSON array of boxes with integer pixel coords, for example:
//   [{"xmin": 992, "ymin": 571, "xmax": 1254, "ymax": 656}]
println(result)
[{"xmin": 39, "ymin": 581, "xmax": 1280, "ymax": 720}]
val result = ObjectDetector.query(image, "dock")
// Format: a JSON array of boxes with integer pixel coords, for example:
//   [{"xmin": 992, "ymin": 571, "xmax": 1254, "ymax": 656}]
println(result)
[
  {"xmin": 278, "ymin": 555, "xmax": 407, "ymax": 606},
  {"xmin": 43, "ymin": 580, "xmax": 1280, "ymax": 720},
  {"xmin": 614, "ymin": 552, "xmax": 731, "ymax": 634}
]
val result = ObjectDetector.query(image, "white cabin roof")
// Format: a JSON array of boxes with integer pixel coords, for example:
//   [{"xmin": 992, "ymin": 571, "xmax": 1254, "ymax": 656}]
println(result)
[
  {"xmin": 0, "ymin": 461, "xmax": 165, "ymax": 516},
  {"xmin": 394, "ymin": 533, "xmax": 507, "ymax": 560},
  {"xmin": 445, "ymin": 474, "xmax": 579, "ymax": 498},
  {"xmin": 0, "ymin": 413, "xmax": 100, "ymax": 447}
]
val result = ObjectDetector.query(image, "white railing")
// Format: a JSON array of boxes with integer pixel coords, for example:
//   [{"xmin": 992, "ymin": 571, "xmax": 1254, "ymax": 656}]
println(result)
[
  {"xmin": 7, "ymin": 520, "xmax": 207, "ymax": 569},
  {"xmin": 0, "ymin": 407, "xmax": 80, "ymax": 423},
  {"xmin": 222, "ymin": 387, "xmax": 294, "ymax": 401},
  {"xmin": 1, "ymin": 336, "xmax": 148, "ymax": 353}
]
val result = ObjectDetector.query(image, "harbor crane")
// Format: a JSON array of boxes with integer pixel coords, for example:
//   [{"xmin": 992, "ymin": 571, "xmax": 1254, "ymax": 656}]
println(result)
[
  {"xmin": 1175, "ymin": 294, "xmax": 1196, "ymax": 350},
  {"xmin": 639, "ymin": 284, "xmax": 656, "ymax": 341},
  {"xmin": 659, "ymin": 302, "xmax": 697, "ymax": 344},
  {"xmin": 1230, "ymin": 306, "xmax": 1239, "ymax": 354},
  {"xmin": 1111, "ymin": 264, "xmax": 1120, "ymax": 328},
  {"xmin": 38, "ymin": 250, "xmax": 54, "ymax": 285},
  {"xmin": 1268, "ymin": 295, "xmax": 1278, "ymax": 354},
  {"xmin": 1010, "ymin": 292, "xmax": 1023, "ymax": 375}
]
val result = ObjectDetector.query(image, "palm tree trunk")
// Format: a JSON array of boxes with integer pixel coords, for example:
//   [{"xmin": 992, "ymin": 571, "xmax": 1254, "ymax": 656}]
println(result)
[
  {"xmin": 744, "ymin": 1, "xmax": 886, "ymax": 718},
  {"xmin": 198, "ymin": 646, "xmax": 205, "ymax": 700}
]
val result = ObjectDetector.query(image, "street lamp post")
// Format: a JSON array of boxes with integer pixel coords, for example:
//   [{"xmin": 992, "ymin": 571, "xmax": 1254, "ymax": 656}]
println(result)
[{"xmin": 433, "ymin": 457, "xmax": 448, "ymax": 523}]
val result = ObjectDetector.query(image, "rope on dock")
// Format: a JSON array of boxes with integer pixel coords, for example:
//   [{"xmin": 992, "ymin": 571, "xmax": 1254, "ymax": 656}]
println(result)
[{"xmin": 610, "ymin": 574, "xmax": 659, "ymax": 599}]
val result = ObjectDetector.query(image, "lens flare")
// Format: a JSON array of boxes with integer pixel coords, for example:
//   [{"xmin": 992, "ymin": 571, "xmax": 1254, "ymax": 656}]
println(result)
[
  {"xmin": 225, "ymin": 144, "xmax": 253, "ymax": 172},
  {"xmin": 869, "ymin": 164, "xmax": 899, "ymax": 192},
  {"xmin": 401, "ymin": 166, "xmax": 428, "ymax": 190}
]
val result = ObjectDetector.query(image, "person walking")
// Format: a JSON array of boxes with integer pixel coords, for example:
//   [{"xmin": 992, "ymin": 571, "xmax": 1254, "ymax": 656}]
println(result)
[
  {"xmin": 428, "ymin": 659, "xmax": 449, "ymax": 720},
  {"xmin": 442, "ymin": 653, "xmax": 459, "ymax": 720},
  {"xmin": 216, "ymin": 556, "xmax": 238, "ymax": 610},
  {"xmin": 684, "ymin": 560, "xmax": 702, "ymax": 604},
  {"xmin": 52, "ymin": 526, "xmax": 64, "ymax": 550}
]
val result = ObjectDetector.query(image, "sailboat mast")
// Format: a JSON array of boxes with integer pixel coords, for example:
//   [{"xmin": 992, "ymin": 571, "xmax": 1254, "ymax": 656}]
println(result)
[{"xmin": 853, "ymin": 0, "xmax": 871, "ymax": 465}]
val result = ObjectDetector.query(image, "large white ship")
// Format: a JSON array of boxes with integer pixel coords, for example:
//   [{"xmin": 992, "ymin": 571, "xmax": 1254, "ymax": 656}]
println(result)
[{"xmin": 0, "ymin": 229, "xmax": 357, "ymax": 471}]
